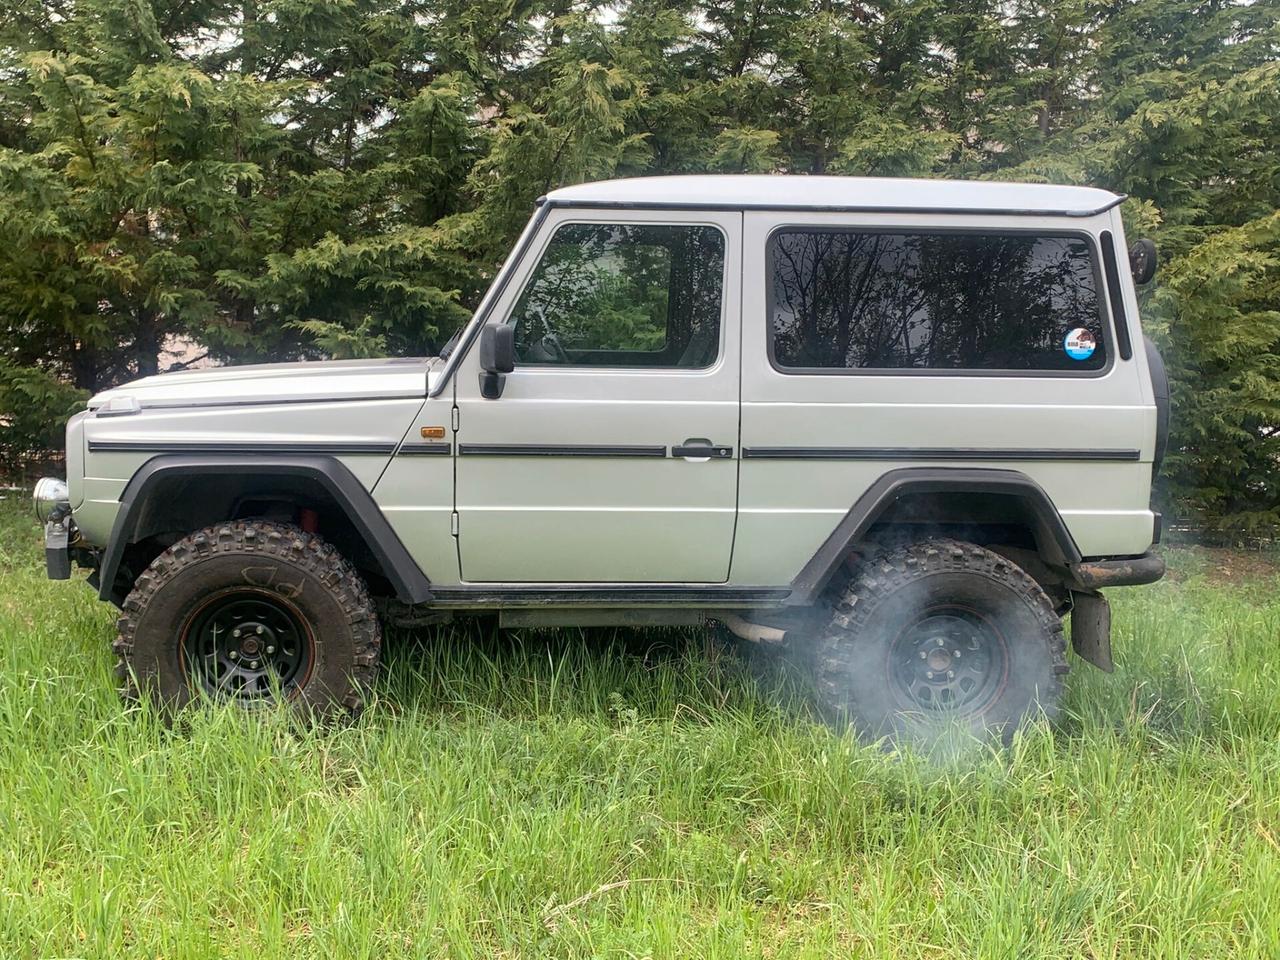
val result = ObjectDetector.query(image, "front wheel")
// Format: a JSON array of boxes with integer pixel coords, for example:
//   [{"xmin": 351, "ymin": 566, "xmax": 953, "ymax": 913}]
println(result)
[
  {"xmin": 113, "ymin": 521, "xmax": 381, "ymax": 718},
  {"xmin": 812, "ymin": 539, "xmax": 1067, "ymax": 746}
]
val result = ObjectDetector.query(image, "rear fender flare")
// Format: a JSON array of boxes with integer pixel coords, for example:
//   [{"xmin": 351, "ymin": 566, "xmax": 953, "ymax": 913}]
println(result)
[{"xmin": 787, "ymin": 467, "xmax": 1082, "ymax": 604}]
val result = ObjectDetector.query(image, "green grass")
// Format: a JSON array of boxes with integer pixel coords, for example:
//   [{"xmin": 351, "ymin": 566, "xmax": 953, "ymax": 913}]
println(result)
[{"xmin": 0, "ymin": 492, "xmax": 1277, "ymax": 959}]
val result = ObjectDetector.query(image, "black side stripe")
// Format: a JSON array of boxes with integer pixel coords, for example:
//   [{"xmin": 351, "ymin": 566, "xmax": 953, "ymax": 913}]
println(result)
[
  {"xmin": 458, "ymin": 444, "xmax": 667, "ymax": 458},
  {"xmin": 396, "ymin": 442, "xmax": 452, "ymax": 456},
  {"xmin": 742, "ymin": 447, "xmax": 1141, "ymax": 462},
  {"xmin": 87, "ymin": 440, "xmax": 398, "ymax": 455},
  {"xmin": 90, "ymin": 440, "xmax": 1139, "ymax": 462}
]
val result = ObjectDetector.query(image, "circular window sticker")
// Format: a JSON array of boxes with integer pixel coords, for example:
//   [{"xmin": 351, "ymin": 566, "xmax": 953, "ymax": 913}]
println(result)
[{"xmin": 1063, "ymin": 328, "xmax": 1097, "ymax": 362}]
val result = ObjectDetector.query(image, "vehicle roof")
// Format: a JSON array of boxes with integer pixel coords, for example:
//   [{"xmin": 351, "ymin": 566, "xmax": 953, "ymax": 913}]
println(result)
[{"xmin": 542, "ymin": 175, "xmax": 1123, "ymax": 217}]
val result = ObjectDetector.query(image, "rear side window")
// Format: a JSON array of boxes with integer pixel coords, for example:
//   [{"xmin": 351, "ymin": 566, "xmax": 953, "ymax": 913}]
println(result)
[
  {"xmin": 509, "ymin": 223, "xmax": 725, "ymax": 368},
  {"xmin": 769, "ymin": 230, "xmax": 1108, "ymax": 373}
]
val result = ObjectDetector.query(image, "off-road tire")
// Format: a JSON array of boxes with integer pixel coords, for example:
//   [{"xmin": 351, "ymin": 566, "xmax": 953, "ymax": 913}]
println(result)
[
  {"xmin": 113, "ymin": 521, "xmax": 381, "ymax": 718},
  {"xmin": 813, "ymin": 538, "xmax": 1067, "ymax": 746}
]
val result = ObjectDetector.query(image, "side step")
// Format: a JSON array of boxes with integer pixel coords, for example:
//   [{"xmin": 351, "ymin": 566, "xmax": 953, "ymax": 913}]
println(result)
[{"xmin": 499, "ymin": 608, "xmax": 703, "ymax": 629}]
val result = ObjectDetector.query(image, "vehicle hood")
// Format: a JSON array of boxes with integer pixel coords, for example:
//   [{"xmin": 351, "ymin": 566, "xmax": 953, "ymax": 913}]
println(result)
[{"xmin": 87, "ymin": 357, "xmax": 443, "ymax": 410}]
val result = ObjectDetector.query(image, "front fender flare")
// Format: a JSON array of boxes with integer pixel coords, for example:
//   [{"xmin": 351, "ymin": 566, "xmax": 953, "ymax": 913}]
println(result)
[{"xmin": 97, "ymin": 455, "xmax": 433, "ymax": 606}]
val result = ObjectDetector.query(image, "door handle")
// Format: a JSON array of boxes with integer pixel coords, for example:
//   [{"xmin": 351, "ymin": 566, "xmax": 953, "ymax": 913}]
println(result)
[{"xmin": 672, "ymin": 440, "xmax": 734, "ymax": 459}]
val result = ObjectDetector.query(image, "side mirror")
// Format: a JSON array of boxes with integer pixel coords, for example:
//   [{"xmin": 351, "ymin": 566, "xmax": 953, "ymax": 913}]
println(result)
[
  {"xmin": 1129, "ymin": 238, "xmax": 1157, "ymax": 285},
  {"xmin": 478, "ymin": 324, "xmax": 515, "ymax": 399}
]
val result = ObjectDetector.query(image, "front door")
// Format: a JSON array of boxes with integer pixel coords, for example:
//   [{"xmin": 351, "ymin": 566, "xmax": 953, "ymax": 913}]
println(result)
[{"xmin": 453, "ymin": 208, "xmax": 741, "ymax": 582}]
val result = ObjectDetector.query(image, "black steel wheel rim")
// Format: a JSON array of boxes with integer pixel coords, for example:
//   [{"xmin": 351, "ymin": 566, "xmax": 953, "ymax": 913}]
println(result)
[
  {"xmin": 888, "ymin": 605, "xmax": 1009, "ymax": 715},
  {"xmin": 180, "ymin": 589, "xmax": 313, "ymax": 704}
]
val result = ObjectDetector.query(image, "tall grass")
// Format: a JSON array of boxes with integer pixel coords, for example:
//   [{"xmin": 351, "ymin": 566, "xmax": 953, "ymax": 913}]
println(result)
[{"xmin": 0, "ymin": 493, "xmax": 1277, "ymax": 958}]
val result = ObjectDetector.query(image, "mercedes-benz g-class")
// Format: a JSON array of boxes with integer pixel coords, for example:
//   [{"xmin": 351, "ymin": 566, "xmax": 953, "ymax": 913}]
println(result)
[{"xmin": 34, "ymin": 175, "xmax": 1168, "ymax": 743}]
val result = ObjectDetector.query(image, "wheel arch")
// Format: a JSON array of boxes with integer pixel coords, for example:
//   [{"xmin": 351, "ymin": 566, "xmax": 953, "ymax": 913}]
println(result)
[
  {"xmin": 97, "ymin": 455, "xmax": 433, "ymax": 606},
  {"xmin": 787, "ymin": 467, "xmax": 1082, "ymax": 604}
]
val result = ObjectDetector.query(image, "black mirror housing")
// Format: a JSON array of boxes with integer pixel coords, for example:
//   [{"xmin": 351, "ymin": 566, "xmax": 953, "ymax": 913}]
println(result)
[
  {"xmin": 478, "ymin": 324, "xmax": 515, "ymax": 399},
  {"xmin": 479, "ymin": 324, "xmax": 515, "ymax": 374}
]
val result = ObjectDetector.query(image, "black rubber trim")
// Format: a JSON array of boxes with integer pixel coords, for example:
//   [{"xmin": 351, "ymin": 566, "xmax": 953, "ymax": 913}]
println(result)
[
  {"xmin": 672, "ymin": 444, "xmax": 734, "ymax": 459},
  {"xmin": 540, "ymin": 196, "xmax": 1127, "ymax": 218},
  {"xmin": 1101, "ymin": 231, "xmax": 1134, "ymax": 361},
  {"xmin": 97, "ymin": 455, "xmax": 433, "ymax": 606},
  {"xmin": 397, "ymin": 442, "xmax": 452, "ymax": 456},
  {"xmin": 458, "ymin": 444, "xmax": 667, "ymax": 458},
  {"xmin": 787, "ymin": 466, "xmax": 1083, "ymax": 604},
  {"xmin": 743, "ymin": 447, "xmax": 1140, "ymax": 462},
  {"xmin": 1144, "ymin": 335, "xmax": 1170, "ymax": 474},
  {"xmin": 428, "ymin": 585, "xmax": 790, "ymax": 607},
  {"xmin": 1067, "ymin": 551, "xmax": 1165, "ymax": 589},
  {"xmin": 88, "ymin": 440, "xmax": 397, "ymax": 455}
]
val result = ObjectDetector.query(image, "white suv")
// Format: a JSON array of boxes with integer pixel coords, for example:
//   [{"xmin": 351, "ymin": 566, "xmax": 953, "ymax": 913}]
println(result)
[{"xmin": 35, "ymin": 175, "xmax": 1167, "ymax": 743}]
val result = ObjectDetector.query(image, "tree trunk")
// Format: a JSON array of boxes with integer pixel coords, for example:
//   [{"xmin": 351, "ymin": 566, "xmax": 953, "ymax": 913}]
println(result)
[
  {"xmin": 134, "ymin": 310, "xmax": 161, "ymax": 378},
  {"xmin": 69, "ymin": 341, "xmax": 102, "ymax": 393},
  {"xmin": 241, "ymin": 0, "xmax": 258, "ymax": 75},
  {"xmin": 235, "ymin": 0, "xmax": 258, "ymax": 336}
]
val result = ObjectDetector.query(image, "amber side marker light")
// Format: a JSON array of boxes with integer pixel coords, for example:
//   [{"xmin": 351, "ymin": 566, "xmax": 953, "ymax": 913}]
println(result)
[{"xmin": 420, "ymin": 426, "xmax": 447, "ymax": 439}]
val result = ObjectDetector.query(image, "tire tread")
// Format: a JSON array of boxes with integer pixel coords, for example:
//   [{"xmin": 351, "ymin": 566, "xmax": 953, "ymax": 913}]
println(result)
[
  {"xmin": 113, "ymin": 520, "xmax": 381, "ymax": 718},
  {"xmin": 814, "ymin": 538, "xmax": 1068, "ymax": 739}
]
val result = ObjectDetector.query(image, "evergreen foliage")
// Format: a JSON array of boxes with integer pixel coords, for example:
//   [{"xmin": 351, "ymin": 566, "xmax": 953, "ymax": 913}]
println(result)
[{"xmin": 1, "ymin": 0, "xmax": 1277, "ymax": 531}]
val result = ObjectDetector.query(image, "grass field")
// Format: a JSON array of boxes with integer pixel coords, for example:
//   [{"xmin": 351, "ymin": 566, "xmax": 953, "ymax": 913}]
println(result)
[{"xmin": 0, "ymin": 492, "xmax": 1278, "ymax": 958}]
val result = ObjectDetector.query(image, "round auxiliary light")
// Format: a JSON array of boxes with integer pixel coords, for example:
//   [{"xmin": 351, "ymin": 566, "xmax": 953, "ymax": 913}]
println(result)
[{"xmin": 33, "ymin": 477, "xmax": 70, "ymax": 523}]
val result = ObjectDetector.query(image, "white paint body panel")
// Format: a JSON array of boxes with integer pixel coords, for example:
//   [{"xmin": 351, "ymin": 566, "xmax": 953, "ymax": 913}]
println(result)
[
  {"xmin": 449, "ymin": 207, "xmax": 743, "ymax": 582},
  {"xmin": 372, "ymin": 396, "xmax": 461, "ymax": 585},
  {"xmin": 732, "ymin": 207, "xmax": 1154, "ymax": 582},
  {"xmin": 74, "ymin": 361, "xmax": 439, "ymax": 573},
  {"xmin": 87, "ymin": 357, "xmax": 440, "ymax": 409}
]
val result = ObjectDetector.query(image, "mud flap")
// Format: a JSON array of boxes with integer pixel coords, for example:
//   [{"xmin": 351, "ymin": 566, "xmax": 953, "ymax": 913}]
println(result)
[
  {"xmin": 1069, "ymin": 591, "xmax": 1113, "ymax": 673},
  {"xmin": 44, "ymin": 519, "xmax": 71, "ymax": 580}
]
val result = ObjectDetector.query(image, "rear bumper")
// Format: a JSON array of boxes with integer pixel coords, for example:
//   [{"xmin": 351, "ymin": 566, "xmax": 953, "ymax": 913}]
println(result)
[{"xmin": 1067, "ymin": 551, "xmax": 1165, "ymax": 590}]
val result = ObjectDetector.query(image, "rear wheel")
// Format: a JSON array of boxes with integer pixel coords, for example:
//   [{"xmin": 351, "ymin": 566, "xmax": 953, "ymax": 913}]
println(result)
[
  {"xmin": 114, "ymin": 521, "xmax": 381, "ymax": 718},
  {"xmin": 812, "ymin": 539, "xmax": 1067, "ymax": 746}
]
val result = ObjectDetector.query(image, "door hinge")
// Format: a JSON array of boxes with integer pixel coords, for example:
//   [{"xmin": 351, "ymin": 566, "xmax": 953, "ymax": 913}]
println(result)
[
  {"xmin": 450, "ymin": 511, "xmax": 459, "ymax": 536},
  {"xmin": 451, "ymin": 406, "xmax": 460, "ymax": 431}
]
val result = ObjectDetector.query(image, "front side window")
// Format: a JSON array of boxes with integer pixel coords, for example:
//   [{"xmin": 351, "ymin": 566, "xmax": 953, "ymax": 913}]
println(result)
[
  {"xmin": 769, "ymin": 230, "xmax": 1108, "ymax": 372},
  {"xmin": 509, "ymin": 223, "xmax": 725, "ymax": 368}
]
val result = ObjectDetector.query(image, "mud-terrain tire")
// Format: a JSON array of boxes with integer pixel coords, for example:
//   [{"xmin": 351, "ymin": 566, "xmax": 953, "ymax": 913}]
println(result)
[
  {"xmin": 113, "ymin": 521, "xmax": 381, "ymax": 718},
  {"xmin": 813, "ymin": 539, "xmax": 1067, "ymax": 746}
]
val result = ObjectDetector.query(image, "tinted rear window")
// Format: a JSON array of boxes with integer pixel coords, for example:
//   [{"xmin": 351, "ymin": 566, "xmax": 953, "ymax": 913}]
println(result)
[{"xmin": 769, "ymin": 231, "xmax": 1107, "ymax": 372}]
